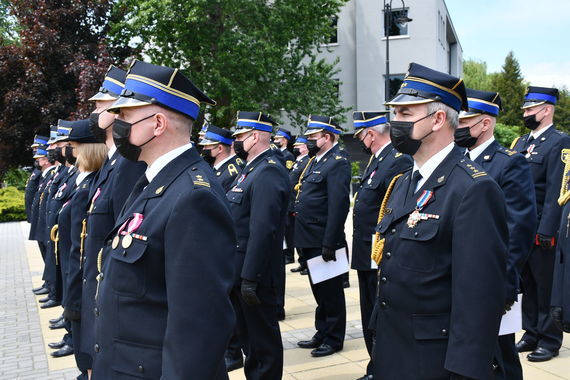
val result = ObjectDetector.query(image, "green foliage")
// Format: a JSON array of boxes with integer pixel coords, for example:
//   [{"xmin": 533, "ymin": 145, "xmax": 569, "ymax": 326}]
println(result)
[
  {"xmin": 554, "ymin": 87, "xmax": 570, "ymax": 133},
  {"xmin": 108, "ymin": 0, "xmax": 350, "ymax": 129},
  {"xmin": 462, "ymin": 59, "xmax": 491, "ymax": 91},
  {"xmin": 351, "ymin": 161, "xmax": 361, "ymax": 182},
  {"xmin": 494, "ymin": 123, "xmax": 520, "ymax": 148},
  {"xmin": 0, "ymin": 186, "xmax": 25, "ymax": 223},
  {"xmin": 493, "ymin": 52, "xmax": 526, "ymax": 127},
  {"xmin": 0, "ymin": 0, "xmax": 20, "ymax": 46},
  {"xmin": 3, "ymin": 168, "xmax": 28, "ymax": 190}
]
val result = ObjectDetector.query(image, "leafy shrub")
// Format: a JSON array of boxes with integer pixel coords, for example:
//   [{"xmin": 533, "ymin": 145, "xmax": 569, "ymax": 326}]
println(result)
[
  {"xmin": 494, "ymin": 123, "xmax": 521, "ymax": 148},
  {"xmin": 3, "ymin": 168, "xmax": 29, "ymax": 190},
  {"xmin": 0, "ymin": 186, "xmax": 26, "ymax": 223}
]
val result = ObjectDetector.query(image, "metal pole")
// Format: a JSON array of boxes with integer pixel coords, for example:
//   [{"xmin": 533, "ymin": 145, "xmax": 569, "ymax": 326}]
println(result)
[{"xmin": 385, "ymin": 1, "xmax": 391, "ymax": 103}]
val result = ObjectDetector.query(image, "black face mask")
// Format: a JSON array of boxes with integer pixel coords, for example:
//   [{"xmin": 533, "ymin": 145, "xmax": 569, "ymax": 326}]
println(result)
[
  {"xmin": 233, "ymin": 134, "xmax": 253, "ymax": 161},
  {"xmin": 47, "ymin": 150, "xmax": 57, "ymax": 164},
  {"xmin": 89, "ymin": 112, "xmax": 110, "ymax": 143},
  {"xmin": 273, "ymin": 141, "xmax": 282, "ymax": 148},
  {"xmin": 390, "ymin": 112, "xmax": 436, "ymax": 156},
  {"xmin": 359, "ymin": 136, "xmax": 372, "ymax": 155},
  {"xmin": 53, "ymin": 147, "xmax": 66, "ymax": 164},
  {"xmin": 201, "ymin": 149, "xmax": 216, "ymax": 166},
  {"xmin": 34, "ymin": 160, "xmax": 41, "ymax": 170},
  {"xmin": 523, "ymin": 108, "xmax": 546, "ymax": 130},
  {"xmin": 454, "ymin": 119, "xmax": 484, "ymax": 148},
  {"xmin": 112, "ymin": 113, "xmax": 157, "ymax": 161},
  {"xmin": 293, "ymin": 147, "xmax": 301, "ymax": 157},
  {"xmin": 306, "ymin": 138, "xmax": 321, "ymax": 158},
  {"xmin": 64, "ymin": 145, "xmax": 76, "ymax": 165}
]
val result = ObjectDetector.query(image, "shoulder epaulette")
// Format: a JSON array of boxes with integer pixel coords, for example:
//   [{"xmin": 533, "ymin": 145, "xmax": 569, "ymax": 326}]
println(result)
[
  {"xmin": 458, "ymin": 160, "xmax": 488, "ymax": 179},
  {"xmin": 497, "ymin": 146, "xmax": 517, "ymax": 156},
  {"xmin": 509, "ymin": 136, "xmax": 521, "ymax": 150},
  {"xmin": 189, "ymin": 170, "xmax": 210, "ymax": 188},
  {"xmin": 335, "ymin": 155, "xmax": 345, "ymax": 160},
  {"xmin": 267, "ymin": 159, "xmax": 277, "ymax": 165},
  {"xmin": 394, "ymin": 152, "xmax": 403, "ymax": 158}
]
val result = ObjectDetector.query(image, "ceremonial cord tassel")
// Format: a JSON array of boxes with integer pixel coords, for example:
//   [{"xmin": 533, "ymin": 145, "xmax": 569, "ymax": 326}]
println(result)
[
  {"xmin": 295, "ymin": 157, "xmax": 315, "ymax": 200},
  {"xmin": 50, "ymin": 224, "xmax": 59, "ymax": 265},
  {"xmin": 79, "ymin": 218, "xmax": 87, "ymax": 268},
  {"xmin": 371, "ymin": 174, "xmax": 402, "ymax": 265}
]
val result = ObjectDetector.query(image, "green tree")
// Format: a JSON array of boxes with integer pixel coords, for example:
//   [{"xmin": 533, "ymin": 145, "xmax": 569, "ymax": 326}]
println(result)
[
  {"xmin": 0, "ymin": 0, "xmax": 20, "ymax": 46},
  {"xmin": 108, "ymin": 0, "xmax": 350, "ymax": 130},
  {"xmin": 554, "ymin": 87, "xmax": 570, "ymax": 133},
  {"xmin": 492, "ymin": 51, "xmax": 526, "ymax": 128},
  {"xmin": 462, "ymin": 59, "xmax": 491, "ymax": 91}
]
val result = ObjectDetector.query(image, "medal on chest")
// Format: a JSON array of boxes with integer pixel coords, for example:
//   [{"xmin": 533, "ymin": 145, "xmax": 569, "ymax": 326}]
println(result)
[{"xmin": 407, "ymin": 190, "xmax": 439, "ymax": 228}]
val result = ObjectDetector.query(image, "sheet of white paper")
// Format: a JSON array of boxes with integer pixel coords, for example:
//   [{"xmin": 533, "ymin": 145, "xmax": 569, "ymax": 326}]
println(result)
[
  {"xmin": 499, "ymin": 294, "xmax": 522, "ymax": 336},
  {"xmin": 370, "ymin": 234, "xmax": 378, "ymax": 269},
  {"xmin": 282, "ymin": 238, "xmax": 287, "ymax": 250},
  {"xmin": 307, "ymin": 247, "xmax": 349, "ymax": 284}
]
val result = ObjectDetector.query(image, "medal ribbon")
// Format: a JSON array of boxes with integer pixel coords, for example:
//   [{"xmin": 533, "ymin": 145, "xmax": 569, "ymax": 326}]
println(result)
[
  {"xmin": 416, "ymin": 190, "xmax": 433, "ymax": 210},
  {"xmin": 118, "ymin": 213, "xmax": 144, "ymax": 236},
  {"xmin": 88, "ymin": 187, "xmax": 101, "ymax": 212}
]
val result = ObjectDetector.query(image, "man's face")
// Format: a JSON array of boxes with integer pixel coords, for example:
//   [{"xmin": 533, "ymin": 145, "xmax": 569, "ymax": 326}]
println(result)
[
  {"xmin": 392, "ymin": 104, "xmax": 434, "ymax": 140},
  {"xmin": 523, "ymin": 105, "xmax": 547, "ymax": 118},
  {"xmin": 458, "ymin": 115, "xmax": 484, "ymax": 134},
  {"xmin": 93, "ymin": 100, "xmax": 117, "ymax": 130},
  {"xmin": 116, "ymin": 107, "xmax": 156, "ymax": 147},
  {"xmin": 274, "ymin": 136, "xmax": 287, "ymax": 147},
  {"xmin": 38, "ymin": 157, "xmax": 49, "ymax": 167},
  {"xmin": 297, "ymin": 143, "xmax": 308, "ymax": 155}
]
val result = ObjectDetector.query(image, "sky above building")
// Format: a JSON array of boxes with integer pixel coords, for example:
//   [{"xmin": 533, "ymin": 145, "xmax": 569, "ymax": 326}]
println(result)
[{"xmin": 445, "ymin": 0, "xmax": 570, "ymax": 88}]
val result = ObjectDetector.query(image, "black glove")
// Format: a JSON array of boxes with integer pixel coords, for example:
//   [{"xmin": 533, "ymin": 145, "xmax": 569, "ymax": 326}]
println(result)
[
  {"xmin": 322, "ymin": 246, "xmax": 336, "ymax": 262},
  {"xmin": 63, "ymin": 307, "xmax": 81, "ymax": 322},
  {"xmin": 536, "ymin": 234, "xmax": 554, "ymax": 249},
  {"xmin": 449, "ymin": 373, "xmax": 474, "ymax": 380},
  {"xmin": 241, "ymin": 279, "xmax": 261, "ymax": 306},
  {"xmin": 503, "ymin": 300, "xmax": 515, "ymax": 315},
  {"xmin": 550, "ymin": 306, "xmax": 570, "ymax": 332}
]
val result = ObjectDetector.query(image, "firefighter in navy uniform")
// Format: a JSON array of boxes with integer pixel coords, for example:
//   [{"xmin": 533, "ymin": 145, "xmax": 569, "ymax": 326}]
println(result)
[
  {"xmin": 295, "ymin": 115, "xmax": 351, "ymax": 357},
  {"xmin": 456, "ymin": 88, "xmax": 537, "ymax": 380},
  {"xmin": 351, "ymin": 111, "xmax": 412, "ymax": 379},
  {"xmin": 26, "ymin": 135, "xmax": 48, "ymax": 223},
  {"xmin": 552, "ymin": 152, "xmax": 570, "ymax": 335},
  {"xmin": 289, "ymin": 136, "xmax": 311, "ymax": 274},
  {"xmin": 199, "ymin": 124, "xmax": 244, "ymax": 192},
  {"xmin": 92, "ymin": 60, "xmax": 236, "ymax": 379},
  {"xmin": 511, "ymin": 86, "xmax": 570, "ymax": 362},
  {"xmin": 79, "ymin": 65, "xmax": 147, "ymax": 374},
  {"xmin": 371, "ymin": 63, "xmax": 508, "ymax": 380},
  {"xmin": 226, "ymin": 111, "xmax": 290, "ymax": 379},
  {"xmin": 273, "ymin": 127, "xmax": 296, "ymax": 170}
]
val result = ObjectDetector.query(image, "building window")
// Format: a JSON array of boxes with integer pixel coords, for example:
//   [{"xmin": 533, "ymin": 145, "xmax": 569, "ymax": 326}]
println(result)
[
  {"xmin": 384, "ymin": 8, "xmax": 409, "ymax": 37},
  {"xmin": 329, "ymin": 16, "xmax": 338, "ymax": 44},
  {"xmin": 385, "ymin": 74, "xmax": 405, "ymax": 100}
]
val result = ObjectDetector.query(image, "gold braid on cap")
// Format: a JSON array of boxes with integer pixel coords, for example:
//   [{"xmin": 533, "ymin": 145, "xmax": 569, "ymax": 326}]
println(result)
[{"xmin": 371, "ymin": 174, "xmax": 403, "ymax": 265}]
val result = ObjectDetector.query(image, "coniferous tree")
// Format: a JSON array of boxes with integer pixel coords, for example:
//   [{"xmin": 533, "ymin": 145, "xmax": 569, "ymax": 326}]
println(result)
[{"xmin": 493, "ymin": 51, "xmax": 526, "ymax": 128}]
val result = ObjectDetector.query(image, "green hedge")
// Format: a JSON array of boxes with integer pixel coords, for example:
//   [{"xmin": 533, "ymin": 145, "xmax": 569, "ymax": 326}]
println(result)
[
  {"xmin": 494, "ymin": 123, "xmax": 521, "ymax": 148},
  {"xmin": 0, "ymin": 186, "xmax": 26, "ymax": 223}
]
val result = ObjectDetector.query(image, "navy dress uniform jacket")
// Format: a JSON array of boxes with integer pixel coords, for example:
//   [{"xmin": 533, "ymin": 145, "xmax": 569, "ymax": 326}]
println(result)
[
  {"xmin": 29, "ymin": 168, "xmax": 56, "ymax": 241},
  {"xmin": 372, "ymin": 146, "xmax": 508, "ymax": 380},
  {"xmin": 288, "ymin": 155, "xmax": 310, "ymax": 213},
  {"xmin": 512, "ymin": 127, "xmax": 570, "ymax": 237},
  {"xmin": 294, "ymin": 144, "xmax": 351, "ymax": 251},
  {"xmin": 281, "ymin": 148, "xmax": 296, "ymax": 170},
  {"xmin": 553, "ymin": 201, "xmax": 570, "ymax": 326},
  {"xmin": 80, "ymin": 151, "xmax": 146, "ymax": 355},
  {"xmin": 215, "ymin": 155, "xmax": 244, "ymax": 193},
  {"xmin": 226, "ymin": 149, "xmax": 291, "ymax": 297},
  {"xmin": 92, "ymin": 148, "xmax": 235, "ymax": 379},
  {"xmin": 473, "ymin": 141, "xmax": 537, "ymax": 302},
  {"xmin": 352, "ymin": 144, "xmax": 412, "ymax": 271},
  {"xmin": 25, "ymin": 168, "xmax": 42, "ymax": 222}
]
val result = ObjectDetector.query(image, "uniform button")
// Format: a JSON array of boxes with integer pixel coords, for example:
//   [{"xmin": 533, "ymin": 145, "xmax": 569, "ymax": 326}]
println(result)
[
  {"xmin": 83, "ymin": 279, "xmax": 87, "ymax": 284},
  {"xmin": 442, "ymin": 329, "xmax": 448, "ymax": 336},
  {"xmin": 138, "ymin": 365, "xmax": 144, "ymax": 373},
  {"xmin": 381, "ymin": 276, "xmax": 387, "ymax": 284},
  {"xmin": 385, "ymin": 252, "xmax": 391, "ymax": 258},
  {"xmin": 94, "ymin": 344, "xmax": 100, "ymax": 353},
  {"xmin": 122, "ymin": 250, "xmax": 127, "ymax": 257},
  {"xmin": 391, "ymin": 229, "xmax": 396, "ymax": 234},
  {"xmin": 380, "ymin": 301, "xmax": 387, "ymax": 309},
  {"xmin": 414, "ymin": 232, "xmax": 419, "ymax": 237},
  {"xmin": 94, "ymin": 307, "xmax": 99, "ymax": 317}
]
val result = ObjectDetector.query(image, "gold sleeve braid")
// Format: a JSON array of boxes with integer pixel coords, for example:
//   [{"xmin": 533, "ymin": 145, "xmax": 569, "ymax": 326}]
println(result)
[{"xmin": 371, "ymin": 174, "xmax": 403, "ymax": 265}]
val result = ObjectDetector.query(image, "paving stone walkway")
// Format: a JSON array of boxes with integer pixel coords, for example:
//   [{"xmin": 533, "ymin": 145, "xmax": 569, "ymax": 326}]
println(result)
[{"xmin": 1, "ymin": 220, "xmax": 568, "ymax": 379}]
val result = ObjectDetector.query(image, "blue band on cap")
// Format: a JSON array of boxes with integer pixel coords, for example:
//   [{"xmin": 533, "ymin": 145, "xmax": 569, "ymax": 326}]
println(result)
[
  {"xmin": 236, "ymin": 120, "xmax": 273, "ymax": 132},
  {"xmin": 402, "ymin": 79, "xmax": 462, "ymax": 111},
  {"xmin": 354, "ymin": 116, "xmax": 387, "ymax": 128},
  {"xmin": 103, "ymin": 78, "xmax": 124, "ymax": 96},
  {"xmin": 467, "ymin": 100, "xmax": 499, "ymax": 116},
  {"xmin": 34, "ymin": 137, "xmax": 48, "ymax": 145},
  {"xmin": 307, "ymin": 122, "xmax": 341, "ymax": 134},
  {"xmin": 34, "ymin": 149, "xmax": 48, "ymax": 156},
  {"xmin": 126, "ymin": 78, "xmax": 201, "ymax": 119},
  {"xmin": 296, "ymin": 137, "xmax": 308, "ymax": 144},
  {"xmin": 204, "ymin": 131, "xmax": 233, "ymax": 145},
  {"xmin": 525, "ymin": 92, "xmax": 557, "ymax": 105},
  {"xmin": 57, "ymin": 127, "xmax": 72, "ymax": 136},
  {"xmin": 276, "ymin": 130, "xmax": 291, "ymax": 139}
]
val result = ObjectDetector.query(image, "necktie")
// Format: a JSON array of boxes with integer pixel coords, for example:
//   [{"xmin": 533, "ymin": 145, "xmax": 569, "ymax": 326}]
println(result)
[
  {"xmin": 123, "ymin": 175, "xmax": 149, "ymax": 212},
  {"xmin": 465, "ymin": 150, "xmax": 471, "ymax": 160},
  {"xmin": 407, "ymin": 170, "xmax": 423, "ymax": 202},
  {"xmin": 525, "ymin": 136, "xmax": 535, "ymax": 150}
]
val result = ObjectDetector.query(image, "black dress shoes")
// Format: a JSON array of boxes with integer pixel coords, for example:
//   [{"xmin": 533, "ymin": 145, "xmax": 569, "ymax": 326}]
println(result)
[
  {"xmin": 38, "ymin": 296, "xmax": 50, "ymax": 303},
  {"xmin": 356, "ymin": 375, "xmax": 373, "ymax": 380},
  {"xmin": 51, "ymin": 345, "xmax": 74, "ymax": 358},
  {"xmin": 297, "ymin": 337, "xmax": 322, "ymax": 349},
  {"xmin": 311, "ymin": 343, "xmax": 340, "ymax": 357},
  {"xmin": 515, "ymin": 339, "xmax": 537, "ymax": 352},
  {"xmin": 40, "ymin": 300, "xmax": 61, "ymax": 309},
  {"xmin": 300, "ymin": 269, "xmax": 309, "ymax": 275},
  {"xmin": 49, "ymin": 315, "xmax": 64, "ymax": 324},
  {"xmin": 343, "ymin": 280, "xmax": 350, "ymax": 288},
  {"xmin": 285, "ymin": 257, "xmax": 294, "ymax": 265},
  {"xmin": 49, "ymin": 319, "xmax": 66, "ymax": 329},
  {"xmin": 48, "ymin": 340, "xmax": 66, "ymax": 349},
  {"xmin": 225, "ymin": 354, "xmax": 243, "ymax": 372},
  {"xmin": 290, "ymin": 265, "xmax": 306, "ymax": 273},
  {"xmin": 33, "ymin": 287, "xmax": 49, "ymax": 295},
  {"xmin": 527, "ymin": 347, "xmax": 559, "ymax": 362}
]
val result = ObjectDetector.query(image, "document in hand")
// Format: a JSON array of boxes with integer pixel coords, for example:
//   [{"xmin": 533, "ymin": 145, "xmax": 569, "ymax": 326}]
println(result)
[
  {"xmin": 499, "ymin": 294, "xmax": 522, "ymax": 336},
  {"xmin": 306, "ymin": 247, "xmax": 349, "ymax": 284}
]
